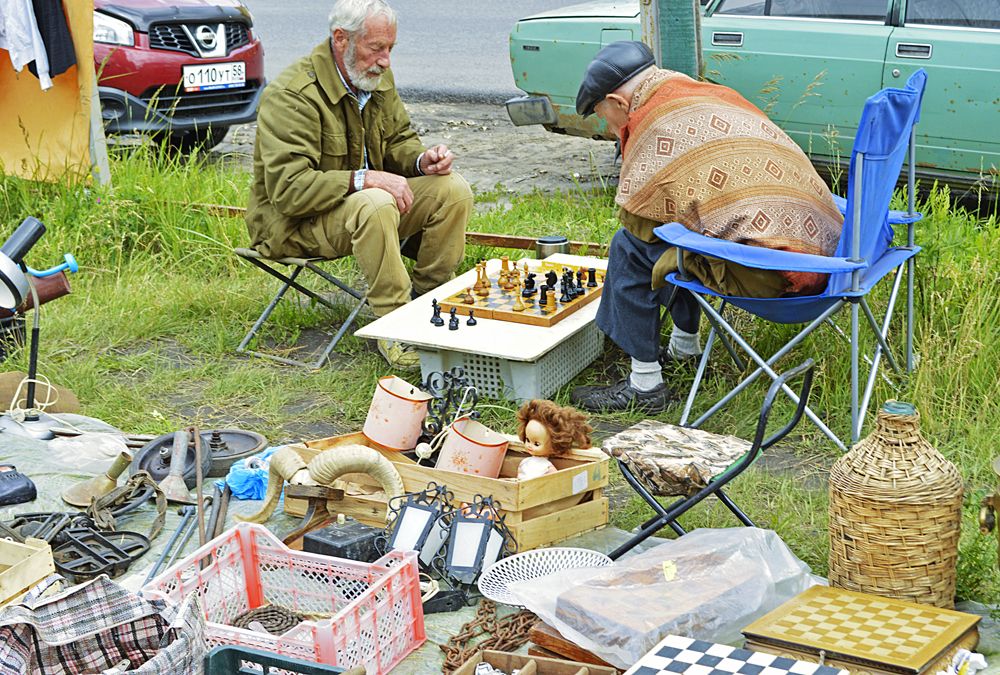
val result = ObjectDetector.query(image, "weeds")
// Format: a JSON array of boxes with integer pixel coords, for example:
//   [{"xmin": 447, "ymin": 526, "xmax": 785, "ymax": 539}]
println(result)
[{"xmin": 1, "ymin": 140, "xmax": 999, "ymax": 605}]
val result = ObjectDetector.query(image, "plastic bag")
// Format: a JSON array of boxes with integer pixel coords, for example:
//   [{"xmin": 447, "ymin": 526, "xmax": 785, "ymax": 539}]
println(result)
[
  {"xmin": 218, "ymin": 446, "xmax": 278, "ymax": 500},
  {"xmin": 508, "ymin": 527, "xmax": 822, "ymax": 669}
]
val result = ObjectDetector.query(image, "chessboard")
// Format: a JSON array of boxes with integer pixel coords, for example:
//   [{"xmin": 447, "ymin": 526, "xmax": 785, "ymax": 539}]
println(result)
[
  {"xmin": 625, "ymin": 634, "xmax": 848, "ymax": 675},
  {"xmin": 742, "ymin": 586, "xmax": 980, "ymax": 675},
  {"xmin": 438, "ymin": 257, "xmax": 605, "ymax": 328}
]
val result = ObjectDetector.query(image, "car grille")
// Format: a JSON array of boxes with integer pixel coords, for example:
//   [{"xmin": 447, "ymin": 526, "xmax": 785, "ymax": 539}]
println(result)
[
  {"xmin": 149, "ymin": 22, "xmax": 250, "ymax": 56},
  {"xmin": 140, "ymin": 80, "xmax": 261, "ymax": 121}
]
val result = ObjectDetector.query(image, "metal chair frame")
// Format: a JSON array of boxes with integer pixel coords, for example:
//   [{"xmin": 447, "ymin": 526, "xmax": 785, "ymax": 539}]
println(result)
[
  {"xmin": 609, "ymin": 359, "xmax": 815, "ymax": 560},
  {"xmin": 235, "ymin": 248, "xmax": 367, "ymax": 369}
]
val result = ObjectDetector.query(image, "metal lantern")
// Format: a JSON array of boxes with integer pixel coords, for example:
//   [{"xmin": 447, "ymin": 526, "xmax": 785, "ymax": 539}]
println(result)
[
  {"xmin": 433, "ymin": 494, "xmax": 516, "ymax": 587},
  {"xmin": 377, "ymin": 482, "xmax": 453, "ymax": 567}
]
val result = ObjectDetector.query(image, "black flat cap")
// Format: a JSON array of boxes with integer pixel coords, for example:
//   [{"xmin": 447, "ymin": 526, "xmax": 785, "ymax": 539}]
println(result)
[{"xmin": 576, "ymin": 41, "xmax": 656, "ymax": 117}]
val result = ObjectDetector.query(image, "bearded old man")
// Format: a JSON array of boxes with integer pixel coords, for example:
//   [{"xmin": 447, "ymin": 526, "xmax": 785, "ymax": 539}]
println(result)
[
  {"xmin": 246, "ymin": 0, "xmax": 472, "ymax": 370},
  {"xmin": 570, "ymin": 41, "xmax": 844, "ymax": 413}
]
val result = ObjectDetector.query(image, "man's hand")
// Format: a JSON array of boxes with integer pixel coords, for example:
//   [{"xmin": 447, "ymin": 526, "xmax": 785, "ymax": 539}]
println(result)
[
  {"xmin": 364, "ymin": 171, "xmax": 414, "ymax": 214},
  {"xmin": 420, "ymin": 144, "xmax": 454, "ymax": 175}
]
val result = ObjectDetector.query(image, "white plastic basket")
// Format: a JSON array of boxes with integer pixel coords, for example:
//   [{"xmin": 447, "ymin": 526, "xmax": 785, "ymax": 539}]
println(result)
[
  {"xmin": 477, "ymin": 547, "xmax": 613, "ymax": 607},
  {"xmin": 416, "ymin": 322, "xmax": 603, "ymax": 400}
]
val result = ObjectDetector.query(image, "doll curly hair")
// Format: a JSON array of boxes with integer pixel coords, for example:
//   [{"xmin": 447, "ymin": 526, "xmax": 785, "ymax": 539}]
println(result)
[{"xmin": 516, "ymin": 399, "xmax": 592, "ymax": 456}]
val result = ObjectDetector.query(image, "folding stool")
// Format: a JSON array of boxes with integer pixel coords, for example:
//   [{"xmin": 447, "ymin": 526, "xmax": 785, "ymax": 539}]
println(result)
[{"xmin": 234, "ymin": 248, "xmax": 367, "ymax": 369}]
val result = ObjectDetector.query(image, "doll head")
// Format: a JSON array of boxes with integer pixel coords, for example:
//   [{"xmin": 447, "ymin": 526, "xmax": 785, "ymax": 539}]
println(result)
[{"xmin": 516, "ymin": 399, "xmax": 592, "ymax": 458}]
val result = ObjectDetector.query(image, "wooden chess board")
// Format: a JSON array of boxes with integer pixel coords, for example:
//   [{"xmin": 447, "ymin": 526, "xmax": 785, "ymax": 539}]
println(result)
[
  {"xmin": 742, "ymin": 586, "xmax": 980, "ymax": 675},
  {"xmin": 439, "ymin": 260, "xmax": 604, "ymax": 327}
]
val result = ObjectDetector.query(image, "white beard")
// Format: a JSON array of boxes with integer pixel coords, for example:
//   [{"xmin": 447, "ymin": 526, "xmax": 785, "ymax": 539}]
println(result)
[{"xmin": 344, "ymin": 39, "xmax": 384, "ymax": 92}]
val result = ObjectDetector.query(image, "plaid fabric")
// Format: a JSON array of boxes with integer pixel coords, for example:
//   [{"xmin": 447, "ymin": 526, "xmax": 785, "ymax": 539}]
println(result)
[{"xmin": 0, "ymin": 575, "xmax": 205, "ymax": 675}]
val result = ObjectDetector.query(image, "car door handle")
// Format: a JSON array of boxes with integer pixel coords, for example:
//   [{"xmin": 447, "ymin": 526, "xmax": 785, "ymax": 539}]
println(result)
[
  {"xmin": 712, "ymin": 32, "xmax": 743, "ymax": 47},
  {"xmin": 895, "ymin": 42, "xmax": 932, "ymax": 59}
]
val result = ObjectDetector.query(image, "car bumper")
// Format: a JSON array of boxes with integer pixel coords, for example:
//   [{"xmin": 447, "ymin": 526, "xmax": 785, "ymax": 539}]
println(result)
[{"xmin": 99, "ymin": 80, "xmax": 264, "ymax": 134}]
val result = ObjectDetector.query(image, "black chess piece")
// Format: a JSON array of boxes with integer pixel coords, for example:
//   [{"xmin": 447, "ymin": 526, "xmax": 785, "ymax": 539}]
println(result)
[
  {"xmin": 448, "ymin": 307, "xmax": 459, "ymax": 331},
  {"xmin": 430, "ymin": 300, "xmax": 445, "ymax": 326},
  {"xmin": 522, "ymin": 273, "xmax": 537, "ymax": 297},
  {"xmin": 467, "ymin": 309, "xmax": 477, "ymax": 326},
  {"xmin": 576, "ymin": 268, "xmax": 586, "ymax": 287},
  {"xmin": 559, "ymin": 281, "xmax": 571, "ymax": 303},
  {"xmin": 587, "ymin": 267, "xmax": 598, "ymax": 287},
  {"xmin": 545, "ymin": 270, "xmax": 558, "ymax": 289}
]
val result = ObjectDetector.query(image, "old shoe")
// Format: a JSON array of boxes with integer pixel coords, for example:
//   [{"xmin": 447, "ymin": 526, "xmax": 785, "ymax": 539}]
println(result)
[{"xmin": 570, "ymin": 378, "xmax": 675, "ymax": 413}]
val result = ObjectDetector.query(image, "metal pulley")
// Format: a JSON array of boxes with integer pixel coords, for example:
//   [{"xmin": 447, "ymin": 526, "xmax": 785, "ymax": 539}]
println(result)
[{"xmin": 130, "ymin": 428, "xmax": 267, "ymax": 483}]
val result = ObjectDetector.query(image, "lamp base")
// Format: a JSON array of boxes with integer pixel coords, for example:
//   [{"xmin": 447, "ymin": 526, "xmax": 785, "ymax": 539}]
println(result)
[{"xmin": 0, "ymin": 412, "xmax": 59, "ymax": 440}]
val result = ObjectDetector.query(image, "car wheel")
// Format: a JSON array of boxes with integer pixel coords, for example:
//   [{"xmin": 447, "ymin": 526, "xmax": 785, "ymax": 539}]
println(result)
[{"xmin": 166, "ymin": 125, "xmax": 231, "ymax": 153}]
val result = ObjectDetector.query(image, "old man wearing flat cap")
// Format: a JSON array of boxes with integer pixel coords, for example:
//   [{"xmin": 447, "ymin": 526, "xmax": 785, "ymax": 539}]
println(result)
[{"xmin": 570, "ymin": 41, "xmax": 843, "ymax": 413}]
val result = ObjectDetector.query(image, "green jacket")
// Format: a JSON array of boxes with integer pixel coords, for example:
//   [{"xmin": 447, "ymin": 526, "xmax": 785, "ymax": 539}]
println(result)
[{"xmin": 246, "ymin": 41, "xmax": 426, "ymax": 257}]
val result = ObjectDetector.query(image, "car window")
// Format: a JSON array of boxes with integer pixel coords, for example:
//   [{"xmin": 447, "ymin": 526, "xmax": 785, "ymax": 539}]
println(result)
[
  {"xmin": 769, "ymin": 0, "xmax": 888, "ymax": 20},
  {"xmin": 715, "ymin": 0, "xmax": 765, "ymax": 15},
  {"xmin": 905, "ymin": 0, "xmax": 999, "ymax": 29}
]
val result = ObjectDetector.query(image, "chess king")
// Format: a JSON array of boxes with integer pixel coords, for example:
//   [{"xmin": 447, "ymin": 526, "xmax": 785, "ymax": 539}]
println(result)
[{"xmin": 569, "ymin": 41, "xmax": 843, "ymax": 413}]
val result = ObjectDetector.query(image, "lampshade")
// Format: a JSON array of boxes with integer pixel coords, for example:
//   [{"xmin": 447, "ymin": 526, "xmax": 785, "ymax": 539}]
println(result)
[{"xmin": 0, "ymin": 217, "xmax": 46, "ymax": 309}]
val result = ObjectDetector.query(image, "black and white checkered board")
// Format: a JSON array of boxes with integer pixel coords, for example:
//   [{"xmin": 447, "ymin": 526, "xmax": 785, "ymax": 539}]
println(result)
[{"xmin": 625, "ymin": 635, "xmax": 849, "ymax": 675}]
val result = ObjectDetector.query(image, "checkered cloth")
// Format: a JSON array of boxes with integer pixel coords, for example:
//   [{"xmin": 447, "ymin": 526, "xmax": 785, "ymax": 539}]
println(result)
[
  {"xmin": 0, "ymin": 574, "xmax": 205, "ymax": 674},
  {"xmin": 625, "ymin": 635, "xmax": 847, "ymax": 675}
]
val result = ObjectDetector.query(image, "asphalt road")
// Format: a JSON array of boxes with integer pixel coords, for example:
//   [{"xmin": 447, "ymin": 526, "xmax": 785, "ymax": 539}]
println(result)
[{"xmin": 244, "ymin": 0, "xmax": 570, "ymax": 103}]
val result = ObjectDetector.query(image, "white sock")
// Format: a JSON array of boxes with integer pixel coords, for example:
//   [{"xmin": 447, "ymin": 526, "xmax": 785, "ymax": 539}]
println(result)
[
  {"xmin": 629, "ymin": 357, "xmax": 663, "ymax": 392},
  {"xmin": 669, "ymin": 326, "xmax": 702, "ymax": 357}
]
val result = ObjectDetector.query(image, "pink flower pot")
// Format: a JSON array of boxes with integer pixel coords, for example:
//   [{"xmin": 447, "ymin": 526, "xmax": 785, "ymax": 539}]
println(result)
[
  {"xmin": 435, "ymin": 417, "xmax": 509, "ymax": 478},
  {"xmin": 362, "ymin": 376, "xmax": 433, "ymax": 451}
]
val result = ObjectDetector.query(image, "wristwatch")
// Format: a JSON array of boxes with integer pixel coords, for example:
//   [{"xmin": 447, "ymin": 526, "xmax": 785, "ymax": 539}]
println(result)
[{"xmin": 353, "ymin": 169, "xmax": 367, "ymax": 192}]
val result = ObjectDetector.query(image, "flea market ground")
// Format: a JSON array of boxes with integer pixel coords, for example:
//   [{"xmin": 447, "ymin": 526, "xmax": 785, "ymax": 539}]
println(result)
[{"xmin": 209, "ymin": 99, "xmax": 831, "ymax": 499}]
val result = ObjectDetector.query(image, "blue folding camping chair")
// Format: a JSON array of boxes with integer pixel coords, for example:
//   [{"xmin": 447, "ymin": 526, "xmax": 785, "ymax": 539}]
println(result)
[{"xmin": 655, "ymin": 69, "xmax": 927, "ymax": 450}]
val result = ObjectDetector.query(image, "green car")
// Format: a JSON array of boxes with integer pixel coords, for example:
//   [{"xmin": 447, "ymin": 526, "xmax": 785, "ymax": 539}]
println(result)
[{"xmin": 507, "ymin": 0, "xmax": 1000, "ymax": 193}]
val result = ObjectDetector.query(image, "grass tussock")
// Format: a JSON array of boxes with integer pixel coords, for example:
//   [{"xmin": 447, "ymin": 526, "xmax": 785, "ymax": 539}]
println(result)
[{"xmin": 1, "ymin": 143, "xmax": 999, "ymax": 605}]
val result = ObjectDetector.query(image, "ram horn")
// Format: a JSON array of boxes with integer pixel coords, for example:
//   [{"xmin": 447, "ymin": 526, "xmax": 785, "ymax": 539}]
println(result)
[
  {"xmin": 306, "ymin": 444, "xmax": 405, "ymax": 506},
  {"xmin": 236, "ymin": 446, "xmax": 310, "ymax": 524}
]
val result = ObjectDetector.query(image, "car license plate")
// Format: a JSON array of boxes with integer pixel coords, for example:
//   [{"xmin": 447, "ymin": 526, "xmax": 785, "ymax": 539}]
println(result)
[{"xmin": 182, "ymin": 62, "xmax": 246, "ymax": 92}]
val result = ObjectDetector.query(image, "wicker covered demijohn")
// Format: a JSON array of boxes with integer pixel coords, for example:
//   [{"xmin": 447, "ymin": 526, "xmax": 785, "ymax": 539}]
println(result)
[{"xmin": 828, "ymin": 401, "xmax": 963, "ymax": 608}]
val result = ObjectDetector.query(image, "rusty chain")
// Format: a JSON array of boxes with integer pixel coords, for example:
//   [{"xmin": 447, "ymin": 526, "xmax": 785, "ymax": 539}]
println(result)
[{"xmin": 440, "ymin": 599, "xmax": 537, "ymax": 673}]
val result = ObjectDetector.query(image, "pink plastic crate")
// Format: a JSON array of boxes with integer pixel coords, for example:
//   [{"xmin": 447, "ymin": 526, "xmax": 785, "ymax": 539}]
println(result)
[{"xmin": 142, "ymin": 523, "xmax": 425, "ymax": 674}]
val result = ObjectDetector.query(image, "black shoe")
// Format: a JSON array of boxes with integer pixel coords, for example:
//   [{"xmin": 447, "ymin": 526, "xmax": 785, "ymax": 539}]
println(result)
[
  {"xmin": 570, "ymin": 378, "xmax": 675, "ymax": 414},
  {"xmin": 658, "ymin": 344, "xmax": 702, "ymax": 366}
]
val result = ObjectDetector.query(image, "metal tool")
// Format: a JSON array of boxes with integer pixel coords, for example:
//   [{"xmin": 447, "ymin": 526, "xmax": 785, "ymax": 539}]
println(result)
[
  {"xmin": 158, "ymin": 430, "xmax": 194, "ymax": 503},
  {"xmin": 62, "ymin": 451, "xmax": 132, "ymax": 508},
  {"xmin": 192, "ymin": 426, "xmax": 206, "ymax": 546},
  {"xmin": 145, "ymin": 504, "xmax": 197, "ymax": 584},
  {"xmin": 208, "ymin": 483, "xmax": 231, "ymax": 539},
  {"xmin": 132, "ymin": 428, "xmax": 266, "ymax": 479},
  {"xmin": 52, "ymin": 529, "xmax": 150, "ymax": 582}
]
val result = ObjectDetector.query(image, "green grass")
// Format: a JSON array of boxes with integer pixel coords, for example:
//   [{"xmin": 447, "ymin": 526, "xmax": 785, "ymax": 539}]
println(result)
[{"xmin": 2, "ymin": 143, "xmax": 999, "ymax": 605}]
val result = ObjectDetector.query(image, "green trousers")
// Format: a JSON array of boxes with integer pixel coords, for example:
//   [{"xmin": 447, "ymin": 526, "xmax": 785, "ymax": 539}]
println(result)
[{"xmin": 300, "ymin": 173, "xmax": 472, "ymax": 317}]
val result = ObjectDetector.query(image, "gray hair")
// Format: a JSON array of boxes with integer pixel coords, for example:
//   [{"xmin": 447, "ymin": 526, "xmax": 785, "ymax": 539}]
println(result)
[{"xmin": 328, "ymin": 0, "xmax": 397, "ymax": 36}]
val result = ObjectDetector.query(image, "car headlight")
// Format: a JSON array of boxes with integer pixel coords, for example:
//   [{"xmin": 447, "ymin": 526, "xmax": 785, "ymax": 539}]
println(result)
[{"xmin": 93, "ymin": 11, "xmax": 134, "ymax": 46}]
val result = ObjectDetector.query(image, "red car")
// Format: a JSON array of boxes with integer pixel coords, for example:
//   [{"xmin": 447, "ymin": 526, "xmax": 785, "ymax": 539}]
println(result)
[{"xmin": 93, "ymin": 0, "xmax": 265, "ymax": 151}]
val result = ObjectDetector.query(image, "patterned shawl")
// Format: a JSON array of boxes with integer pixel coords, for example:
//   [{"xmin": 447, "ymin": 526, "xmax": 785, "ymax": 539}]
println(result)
[{"xmin": 617, "ymin": 69, "xmax": 844, "ymax": 295}]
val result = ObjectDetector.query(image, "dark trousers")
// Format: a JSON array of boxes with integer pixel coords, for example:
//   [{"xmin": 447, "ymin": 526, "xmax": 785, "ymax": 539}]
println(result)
[{"xmin": 596, "ymin": 228, "xmax": 701, "ymax": 362}]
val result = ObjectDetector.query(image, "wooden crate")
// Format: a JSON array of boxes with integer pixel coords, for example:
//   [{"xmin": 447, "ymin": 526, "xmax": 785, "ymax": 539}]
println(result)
[
  {"xmin": 285, "ymin": 432, "xmax": 609, "ymax": 551},
  {"xmin": 0, "ymin": 537, "xmax": 54, "ymax": 607},
  {"xmin": 453, "ymin": 649, "xmax": 618, "ymax": 675}
]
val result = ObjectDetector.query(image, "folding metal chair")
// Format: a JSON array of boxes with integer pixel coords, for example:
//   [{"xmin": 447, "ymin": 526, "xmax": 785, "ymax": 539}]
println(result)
[
  {"xmin": 656, "ymin": 69, "xmax": 927, "ymax": 450},
  {"xmin": 234, "ymin": 248, "xmax": 367, "ymax": 369},
  {"xmin": 604, "ymin": 359, "xmax": 814, "ymax": 560}
]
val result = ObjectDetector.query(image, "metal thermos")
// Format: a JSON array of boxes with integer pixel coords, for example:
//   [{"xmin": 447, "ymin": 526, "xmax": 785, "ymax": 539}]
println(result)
[{"xmin": 535, "ymin": 235, "xmax": 569, "ymax": 259}]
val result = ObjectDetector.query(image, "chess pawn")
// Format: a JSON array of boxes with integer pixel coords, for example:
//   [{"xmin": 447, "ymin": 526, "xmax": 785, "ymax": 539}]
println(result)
[
  {"xmin": 512, "ymin": 283, "xmax": 526, "ymax": 312},
  {"xmin": 448, "ymin": 307, "xmax": 460, "ymax": 330},
  {"xmin": 467, "ymin": 309, "xmax": 478, "ymax": 326},
  {"xmin": 461, "ymin": 287, "xmax": 475, "ymax": 304}
]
